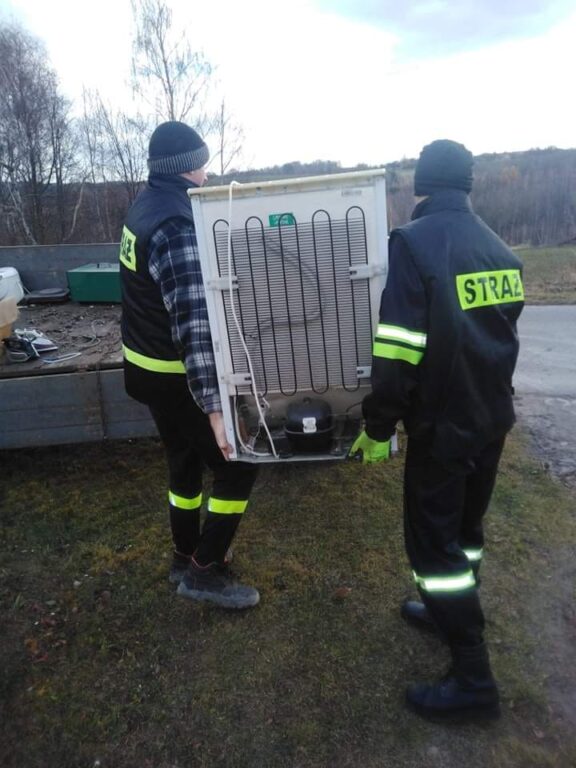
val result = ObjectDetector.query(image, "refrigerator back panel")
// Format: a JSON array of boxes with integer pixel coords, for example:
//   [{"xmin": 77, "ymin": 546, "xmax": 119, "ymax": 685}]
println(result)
[{"xmin": 189, "ymin": 170, "xmax": 388, "ymax": 462}]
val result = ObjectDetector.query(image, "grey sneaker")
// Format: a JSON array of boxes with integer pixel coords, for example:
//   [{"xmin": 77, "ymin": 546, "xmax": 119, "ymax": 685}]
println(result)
[
  {"xmin": 169, "ymin": 548, "xmax": 233, "ymax": 584},
  {"xmin": 177, "ymin": 559, "xmax": 259, "ymax": 609}
]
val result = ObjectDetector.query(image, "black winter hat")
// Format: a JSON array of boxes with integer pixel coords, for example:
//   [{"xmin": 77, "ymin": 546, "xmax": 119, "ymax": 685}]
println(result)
[
  {"xmin": 414, "ymin": 139, "xmax": 474, "ymax": 196},
  {"xmin": 148, "ymin": 121, "xmax": 209, "ymax": 175}
]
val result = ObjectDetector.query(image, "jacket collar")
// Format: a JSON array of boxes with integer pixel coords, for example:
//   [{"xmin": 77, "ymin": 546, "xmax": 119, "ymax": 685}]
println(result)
[
  {"xmin": 147, "ymin": 173, "xmax": 199, "ymax": 194},
  {"xmin": 411, "ymin": 189, "xmax": 473, "ymax": 220}
]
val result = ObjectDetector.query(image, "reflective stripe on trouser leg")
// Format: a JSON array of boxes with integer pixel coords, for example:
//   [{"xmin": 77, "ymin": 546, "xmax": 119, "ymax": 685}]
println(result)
[
  {"xmin": 208, "ymin": 497, "xmax": 248, "ymax": 515},
  {"xmin": 412, "ymin": 545, "xmax": 481, "ymax": 593},
  {"xmin": 413, "ymin": 569, "xmax": 485, "ymax": 647},
  {"xmin": 463, "ymin": 547, "xmax": 483, "ymax": 584},
  {"xmin": 169, "ymin": 491, "xmax": 202, "ymax": 510},
  {"xmin": 412, "ymin": 569, "xmax": 476, "ymax": 593},
  {"xmin": 463, "ymin": 548, "xmax": 483, "ymax": 563},
  {"xmin": 169, "ymin": 490, "xmax": 202, "ymax": 556},
  {"xmin": 195, "ymin": 456, "xmax": 258, "ymax": 566},
  {"xmin": 194, "ymin": 498, "xmax": 249, "ymax": 565}
]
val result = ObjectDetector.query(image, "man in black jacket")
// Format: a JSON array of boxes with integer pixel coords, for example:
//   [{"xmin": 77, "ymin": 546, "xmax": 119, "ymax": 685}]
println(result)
[
  {"xmin": 350, "ymin": 140, "xmax": 524, "ymax": 719},
  {"xmin": 120, "ymin": 121, "xmax": 259, "ymax": 610}
]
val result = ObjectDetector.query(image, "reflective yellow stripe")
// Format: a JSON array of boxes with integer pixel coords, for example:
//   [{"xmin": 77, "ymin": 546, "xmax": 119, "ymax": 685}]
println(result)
[
  {"xmin": 456, "ymin": 269, "xmax": 524, "ymax": 310},
  {"xmin": 168, "ymin": 491, "xmax": 202, "ymax": 510},
  {"xmin": 119, "ymin": 225, "xmax": 137, "ymax": 271},
  {"xmin": 376, "ymin": 324, "xmax": 427, "ymax": 348},
  {"xmin": 413, "ymin": 569, "xmax": 476, "ymax": 592},
  {"xmin": 123, "ymin": 344, "xmax": 186, "ymax": 373},
  {"xmin": 373, "ymin": 341, "xmax": 423, "ymax": 365},
  {"xmin": 463, "ymin": 548, "xmax": 483, "ymax": 562},
  {"xmin": 208, "ymin": 498, "xmax": 248, "ymax": 515}
]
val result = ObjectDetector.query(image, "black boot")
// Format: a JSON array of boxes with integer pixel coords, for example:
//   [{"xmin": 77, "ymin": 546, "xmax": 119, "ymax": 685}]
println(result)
[
  {"xmin": 401, "ymin": 600, "xmax": 437, "ymax": 632},
  {"xmin": 406, "ymin": 643, "xmax": 500, "ymax": 721}
]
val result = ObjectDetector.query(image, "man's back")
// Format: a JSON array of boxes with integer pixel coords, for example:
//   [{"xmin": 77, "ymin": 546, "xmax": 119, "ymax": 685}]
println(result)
[{"xmin": 373, "ymin": 188, "xmax": 524, "ymax": 459}]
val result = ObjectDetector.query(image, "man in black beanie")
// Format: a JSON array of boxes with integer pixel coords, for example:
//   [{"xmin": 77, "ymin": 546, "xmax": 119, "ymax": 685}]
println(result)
[
  {"xmin": 351, "ymin": 139, "xmax": 524, "ymax": 719},
  {"xmin": 119, "ymin": 121, "xmax": 259, "ymax": 609}
]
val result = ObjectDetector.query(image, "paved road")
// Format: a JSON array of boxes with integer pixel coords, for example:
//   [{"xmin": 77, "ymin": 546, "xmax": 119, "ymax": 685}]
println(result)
[{"xmin": 514, "ymin": 305, "xmax": 576, "ymax": 487}]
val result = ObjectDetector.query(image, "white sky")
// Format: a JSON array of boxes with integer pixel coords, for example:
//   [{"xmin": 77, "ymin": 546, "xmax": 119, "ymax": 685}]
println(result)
[{"xmin": 1, "ymin": 0, "xmax": 575, "ymax": 169}]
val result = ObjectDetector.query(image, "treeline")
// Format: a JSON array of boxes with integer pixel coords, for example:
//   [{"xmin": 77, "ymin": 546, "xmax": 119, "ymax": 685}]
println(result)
[
  {"xmin": 229, "ymin": 150, "xmax": 576, "ymax": 245},
  {"xmin": 2, "ymin": 146, "xmax": 574, "ymax": 248},
  {"xmin": 471, "ymin": 149, "xmax": 576, "ymax": 246},
  {"xmin": 1, "ymin": 8, "xmax": 574, "ymax": 248}
]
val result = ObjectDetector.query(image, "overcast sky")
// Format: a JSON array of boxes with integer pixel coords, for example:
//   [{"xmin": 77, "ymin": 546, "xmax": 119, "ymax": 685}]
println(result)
[{"xmin": 1, "ymin": 0, "xmax": 575, "ymax": 169}]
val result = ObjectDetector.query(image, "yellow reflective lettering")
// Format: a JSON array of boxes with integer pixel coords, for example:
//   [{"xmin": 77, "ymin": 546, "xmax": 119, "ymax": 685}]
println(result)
[
  {"xmin": 119, "ymin": 226, "xmax": 137, "ymax": 272},
  {"xmin": 456, "ymin": 270, "xmax": 524, "ymax": 310}
]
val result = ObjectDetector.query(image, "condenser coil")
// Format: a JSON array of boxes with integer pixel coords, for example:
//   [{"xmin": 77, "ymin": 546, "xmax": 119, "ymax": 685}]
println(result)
[{"xmin": 189, "ymin": 169, "xmax": 388, "ymax": 462}]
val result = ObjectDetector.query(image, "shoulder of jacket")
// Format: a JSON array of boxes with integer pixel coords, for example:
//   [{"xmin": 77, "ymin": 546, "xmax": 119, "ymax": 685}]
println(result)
[{"xmin": 390, "ymin": 219, "xmax": 428, "ymax": 246}]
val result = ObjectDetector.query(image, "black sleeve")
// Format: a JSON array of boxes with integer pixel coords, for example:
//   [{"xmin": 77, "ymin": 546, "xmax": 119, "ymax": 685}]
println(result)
[{"xmin": 362, "ymin": 232, "xmax": 428, "ymax": 441}]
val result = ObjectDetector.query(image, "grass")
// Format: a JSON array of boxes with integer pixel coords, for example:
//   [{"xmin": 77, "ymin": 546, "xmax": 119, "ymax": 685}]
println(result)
[
  {"xmin": 1, "ymin": 429, "xmax": 576, "ymax": 767},
  {"xmin": 1, "ymin": 235, "xmax": 575, "ymax": 763},
  {"xmin": 517, "ymin": 245, "xmax": 576, "ymax": 304}
]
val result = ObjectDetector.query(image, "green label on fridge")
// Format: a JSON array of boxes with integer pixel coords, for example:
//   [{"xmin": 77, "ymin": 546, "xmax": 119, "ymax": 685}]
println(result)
[{"xmin": 269, "ymin": 213, "xmax": 296, "ymax": 227}]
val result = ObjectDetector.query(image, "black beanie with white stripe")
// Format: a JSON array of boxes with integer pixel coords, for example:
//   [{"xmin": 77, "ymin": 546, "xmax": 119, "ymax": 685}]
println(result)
[{"xmin": 148, "ymin": 121, "xmax": 209, "ymax": 175}]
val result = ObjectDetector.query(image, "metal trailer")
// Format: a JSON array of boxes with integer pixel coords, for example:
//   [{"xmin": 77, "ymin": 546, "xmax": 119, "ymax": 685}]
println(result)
[{"xmin": 0, "ymin": 245, "xmax": 156, "ymax": 450}]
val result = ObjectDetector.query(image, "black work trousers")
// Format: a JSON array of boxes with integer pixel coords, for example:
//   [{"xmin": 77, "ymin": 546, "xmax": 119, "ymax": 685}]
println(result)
[
  {"xmin": 125, "ymin": 362, "xmax": 258, "ymax": 566},
  {"xmin": 403, "ymin": 435, "xmax": 506, "ymax": 648}
]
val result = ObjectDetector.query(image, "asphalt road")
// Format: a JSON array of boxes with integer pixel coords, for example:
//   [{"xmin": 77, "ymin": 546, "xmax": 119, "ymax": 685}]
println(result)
[{"xmin": 514, "ymin": 305, "xmax": 576, "ymax": 487}]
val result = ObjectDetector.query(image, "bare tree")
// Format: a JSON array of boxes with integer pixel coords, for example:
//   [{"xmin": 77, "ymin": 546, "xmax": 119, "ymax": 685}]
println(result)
[
  {"xmin": 94, "ymin": 96, "xmax": 148, "ymax": 203},
  {"xmin": 130, "ymin": 0, "xmax": 212, "ymax": 131},
  {"xmin": 0, "ymin": 22, "xmax": 75, "ymax": 244},
  {"xmin": 79, "ymin": 88, "xmax": 111, "ymax": 241},
  {"xmin": 78, "ymin": 89, "xmax": 149, "ymax": 240},
  {"xmin": 211, "ymin": 98, "xmax": 245, "ymax": 181},
  {"xmin": 51, "ymin": 93, "xmax": 83, "ymax": 241}
]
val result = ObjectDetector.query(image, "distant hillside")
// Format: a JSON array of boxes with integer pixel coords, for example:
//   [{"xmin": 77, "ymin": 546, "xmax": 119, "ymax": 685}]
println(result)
[
  {"xmin": 219, "ymin": 147, "xmax": 576, "ymax": 247},
  {"xmin": 0, "ymin": 149, "xmax": 574, "ymax": 247}
]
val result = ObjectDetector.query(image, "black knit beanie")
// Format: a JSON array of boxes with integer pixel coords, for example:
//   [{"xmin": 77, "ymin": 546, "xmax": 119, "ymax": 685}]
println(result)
[
  {"xmin": 148, "ymin": 121, "xmax": 209, "ymax": 175},
  {"xmin": 414, "ymin": 139, "xmax": 474, "ymax": 196}
]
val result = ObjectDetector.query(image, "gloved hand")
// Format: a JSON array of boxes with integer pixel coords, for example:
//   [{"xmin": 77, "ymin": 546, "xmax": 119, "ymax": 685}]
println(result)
[{"xmin": 349, "ymin": 431, "xmax": 391, "ymax": 465}]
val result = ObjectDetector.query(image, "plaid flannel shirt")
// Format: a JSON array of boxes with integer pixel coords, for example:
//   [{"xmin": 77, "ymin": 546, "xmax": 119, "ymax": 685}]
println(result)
[{"xmin": 148, "ymin": 219, "xmax": 221, "ymax": 414}]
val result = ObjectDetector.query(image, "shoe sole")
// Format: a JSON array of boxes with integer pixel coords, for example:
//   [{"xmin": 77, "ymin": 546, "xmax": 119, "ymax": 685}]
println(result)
[{"xmin": 176, "ymin": 583, "xmax": 260, "ymax": 609}]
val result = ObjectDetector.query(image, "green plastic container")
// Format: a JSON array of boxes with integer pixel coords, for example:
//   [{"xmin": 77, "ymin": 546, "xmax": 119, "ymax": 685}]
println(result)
[{"xmin": 67, "ymin": 263, "xmax": 121, "ymax": 303}]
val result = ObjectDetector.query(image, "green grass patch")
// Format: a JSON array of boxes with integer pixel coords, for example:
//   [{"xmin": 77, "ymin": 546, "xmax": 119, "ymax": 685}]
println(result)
[
  {"xmin": 516, "ymin": 245, "xmax": 576, "ymax": 304},
  {"xmin": 1, "ymin": 432, "xmax": 575, "ymax": 767}
]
